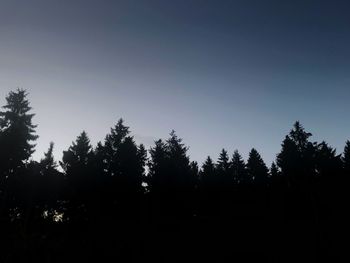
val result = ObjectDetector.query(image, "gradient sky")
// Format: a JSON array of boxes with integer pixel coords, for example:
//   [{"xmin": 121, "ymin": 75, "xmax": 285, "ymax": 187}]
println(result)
[{"xmin": 1, "ymin": 0, "xmax": 350, "ymax": 166}]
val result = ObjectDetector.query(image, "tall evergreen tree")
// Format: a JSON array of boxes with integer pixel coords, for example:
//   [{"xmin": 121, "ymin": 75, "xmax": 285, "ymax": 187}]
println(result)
[
  {"xmin": 148, "ymin": 139, "xmax": 167, "ymax": 192},
  {"xmin": 60, "ymin": 131, "xmax": 93, "ymax": 221},
  {"xmin": 60, "ymin": 131, "xmax": 93, "ymax": 177},
  {"xmin": 277, "ymin": 122, "xmax": 316, "ymax": 186},
  {"xmin": 270, "ymin": 162, "xmax": 279, "ymax": 178},
  {"xmin": 246, "ymin": 148, "xmax": 269, "ymax": 184},
  {"xmin": 0, "ymin": 89, "xmax": 38, "ymax": 177},
  {"xmin": 117, "ymin": 136, "xmax": 144, "ymax": 193},
  {"xmin": 165, "ymin": 130, "xmax": 192, "ymax": 189},
  {"xmin": 40, "ymin": 142, "xmax": 57, "ymax": 176},
  {"xmin": 342, "ymin": 140, "xmax": 350, "ymax": 174},
  {"xmin": 315, "ymin": 142, "xmax": 342, "ymax": 178},
  {"xmin": 289, "ymin": 121, "xmax": 312, "ymax": 151},
  {"xmin": 216, "ymin": 149, "xmax": 230, "ymax": 183},
  {"xmin": 103, "ymin": 118, "xmax": 130, "ymax": 177},
  {"xmin": 276, "ymin": 135, "xmax": 300, "ymax": 179},
  {"xmin": 231, "ymin": 150, "xmax": 247, "ymax": 184},
  {"xmin": 148, "ymin": 131, "xmax": 193, "ymax": 187},
  {"xmin": 137, "ymin": 143, "xmax": 148, "ymax": 185},
  {"xmin": 200, "ymin": 156, "xmax": 216, "ymax": 187}
]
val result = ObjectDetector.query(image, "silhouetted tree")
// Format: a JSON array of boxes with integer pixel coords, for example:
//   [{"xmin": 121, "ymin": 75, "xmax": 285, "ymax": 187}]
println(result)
[
  {"xmin": 117, "ymin": 136, "xmax": 144, "ymax": 192},
  {"xmin": 165, "ymin": 130, "xmax": 193, "ymax": 189},
  {"xmin": 216, "ymin": 149, "xmax": 231, "ymax": 185},
  {"xmin": 40, "ymin": 142, "xmax": 57, "ymax": 176},
  {"xmin": 231, "ymin": 150, "xmax": 247, "ymax": 184},
  {"xmin": 137, "ymin": 143, "xmax": 148, "ymax": 183},
  {"xmin": 0, "ymin": 88, "xmax": 346, "ymax": 261},
  {"xmin": 0, "ymin": 89, "xmax": 38, "ymax": 239},
  {"xmin": 60, "ymin": 131, "xmax": 94, "ymax": 222},
  {"xmin": 342, "ymin": 140, "xmax": 350, "ymax": 174},
  {"xmin": 270, "ymin": 162, "xmax": 279, "ymax": 178},
  {"xmin": 61, "ymin": 131, "xmax": 93, "ymax": 177},
  {"xmin": 277, "ymin": 122, "xmax": 316, "ymax": 186},
  {"xmin": 148, "ymin": 139, "xmax": 167, "ymax": 192},
  {"xmin": 0, "ymin": 89, "xmax": 38, "ymax": 177},
  {"xmin": 35, "ymin": 142, "xmax": 63, "ymax": 222},
  {"xmin": 200, "ymin": 156, "xmax": 216, "ymax": 187},
  {"xmin": 315, "ymin": 142, "xmax": 342, "ymax": 178},
  {"xmin": 246, "ymin": 148, "xmax": 269, "ymax": 185},
  {"xmin": 190, "ymin": 161, "xmax": 199, "ymax": 186},
  {"xmin": 103, "ymin": 118, "xmax": 130, "ymax": 177}
]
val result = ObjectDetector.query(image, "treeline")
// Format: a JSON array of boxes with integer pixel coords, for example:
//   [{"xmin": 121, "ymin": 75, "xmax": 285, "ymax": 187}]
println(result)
[{"xmin": 0, "ymin": 89, "xmax": 348, "ymax": 262}]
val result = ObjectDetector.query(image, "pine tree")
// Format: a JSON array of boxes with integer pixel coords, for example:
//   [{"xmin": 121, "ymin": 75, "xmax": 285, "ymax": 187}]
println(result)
[
  {"xmin": 103, "ymin": 118, "xmax": 130, "ymax": 177},
  {"xmin": 231, "ymin": 150, "xmax": 247, "ymax": 184},
  {"xmin": 289, "ymin": 121, "xmax": 312, "ymax": 151},
  {"xmin": 0, "ymin": 89, "xmax": 38, "ymax": 177},
  {"xmin": 148, "ymin": 131, "xmax": 193, "ymax": 190},
  {"xmin": 60, "ymin": 131, "xmax": 94, "ymax": 222},
  {"xmin": 165, "ymin": 130, "xmax": 192, "ymax": 188},
  {"xmin": 277, "ymin": 122, "xmax": 316, "ymax": 186},
  {"xmin": 148, "ymin": 139, "xmax": 167, "ymax": 192},
  {"xmin": 270, "ymin": 162, "xmax": 279, "ymax": 178},
  {"xmin": 40, "ymin": 142, "xmax": 57, "ymax": 176},
  {"xmin": 342, "ymin": 140, "xmax": 350, "ymax": 174},
  {"xmin": 60, "ymin": 131, "xmax": 93, "ymax": 177},
  {"xmin": 117, "ymin": 136, "xmax": 144, "ymax": 192},
  {"xmin": 137, "ymin": 144, "xmax": 148, "ymax": 183},
  {"xmin": 190, "ymin": 161, "xmax": 199, "ymax": 187},
  {"xmin": 277, "ymin": 135, "xmax": 299, "ymax": 176},
  {"xmin": 217, "ymin": 149, "xmax": 230, "ymax": 174},
  {"xmin": 247, "ymin": 148, "xmax": 269, "ymax": 184},
  {"xmin": 316, "ymin": 142, "xmax": 342, "ymax": 177},
  {"xmin": 200, "ymin": 156, "xmax": 216, "ymax": 186}
]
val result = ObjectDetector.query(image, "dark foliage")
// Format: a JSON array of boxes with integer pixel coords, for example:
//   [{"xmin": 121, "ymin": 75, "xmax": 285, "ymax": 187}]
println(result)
[{"xmin": 0, "ymin": 90, "xmax": 347, "ymax": 262}]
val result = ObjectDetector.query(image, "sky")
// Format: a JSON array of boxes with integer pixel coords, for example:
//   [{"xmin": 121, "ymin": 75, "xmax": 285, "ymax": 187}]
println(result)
[{"xmin": 0, "ymin": 0, "xmax": 350, "ymax": 166}]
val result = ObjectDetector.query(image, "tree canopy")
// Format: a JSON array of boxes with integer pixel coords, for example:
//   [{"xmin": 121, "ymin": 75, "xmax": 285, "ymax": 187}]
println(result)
[{"xmin": 0, "ymin": 89, "xmax": 347, "ymax": 262}]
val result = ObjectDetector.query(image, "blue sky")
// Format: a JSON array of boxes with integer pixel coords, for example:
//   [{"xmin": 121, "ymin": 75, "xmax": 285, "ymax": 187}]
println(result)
[{"xmin": 1, "ymin": 0, "xmax": 349, "ymax": 166}]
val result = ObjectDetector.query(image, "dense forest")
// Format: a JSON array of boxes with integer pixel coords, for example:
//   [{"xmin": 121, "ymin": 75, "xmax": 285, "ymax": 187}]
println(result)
[{"xmin": 0, "ymin": 89, "xmax": 348, "ymax": 262}]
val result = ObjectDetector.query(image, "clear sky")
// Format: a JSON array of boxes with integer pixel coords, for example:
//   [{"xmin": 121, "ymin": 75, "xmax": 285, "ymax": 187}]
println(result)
[{"xmin": 1, "ymin": 0, "xmax": 349, "ymax": 166}]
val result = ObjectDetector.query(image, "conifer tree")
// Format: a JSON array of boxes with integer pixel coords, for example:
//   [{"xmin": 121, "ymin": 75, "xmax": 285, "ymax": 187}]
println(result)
[
  {"xmin": 315, "ymin": 142, "xmax": 342, "ymax": 177},
  {"xmin": 270, "ymin": 162, "xmax": 279, "ymax": 178},
  {"xmin": 246, "ymin": 148, "xmax": 269, "ymax": 184},
  {"xmin": 117, "ymin": 136, "xmax": 144, "ymax": 193},
  {"xmin": 231, "ymin": 150, "xmax": 247, "ymax": 184},
  {"xmin": 60, "ymin": 131, "xmax": 93, "ymax": 177},
  {"xmin": 148, "ymin": 139, "xmax": 167, "ymax": 192},
  {"xmin": 137, "ymin": 144, "xmax": 148, "ymax": 183},
  {"xmin": 277, "ymin": 122, "xmax": 316, "ymax": 185},
  {"xmin": 40, "ymin": 142, "xmax": 57, "ymax": 176},
  {"xmin": 0, "ymin": 89, "xmax": 38, "ymax": 177},
  {"xmin": 165, "ymin": 130, "xmax": 192, "ymax": 188},
  {"xmin": 60, "ymin": 131, "xmax": 94, "ymax": 221},
  {"xmin": 103, "ymin": 118, "xmax": 130, "ymax": 177},
  {"xmin": 216, "ymin": 149, "xmax": 230, "ymax": 179},
  {"xmin": 200, "ymin": 156, "xmax": 216, "ymax": 186},
  {"xmin": 342, "ymin": 140, "xmax": 350, "ymax": 174},
  {"xmin": 190, "ymin": 161, "xmax": 199, "ymax": 187},
  {"xmin": 148, "ymin": 131, "xmax": 193, "ymax": 190},
  {"xmin": 289, "ymin": 121, "xmax": 312, "ymax": 151}
]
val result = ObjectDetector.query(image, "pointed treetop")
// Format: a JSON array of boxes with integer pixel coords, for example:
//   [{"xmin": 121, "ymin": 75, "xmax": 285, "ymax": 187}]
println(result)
[
  {"xmin": 247, "ymin": 148, "xmax": 268, "ymax": 183},
  {"xmin": 40, "ymin": 142, "xmax": 57, "ymax": 172},
  {"xmin": 231, "ymin": 150, "xmax": 247, "ymax": 183},
  {"xmin": 2, "ymin": 88, "xmax": 32, "ymax": 115},
  {"xmin": 105, "ymin": 118, "xmax": 130, "ymax": 149},
  {"xmin": 0, "ymin": 88, "xmax": 38, "ymax": 170},
  {"xmin": 289, "ymin": 121, "xmax": 312, "ymax": 150},
  {"xmin": 343, "ymin": 140, "xmax": 350, "ymax": 171},
  {"xmin": 270, "ymin": 162, "xmax": 279, "ymax": 178}
]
